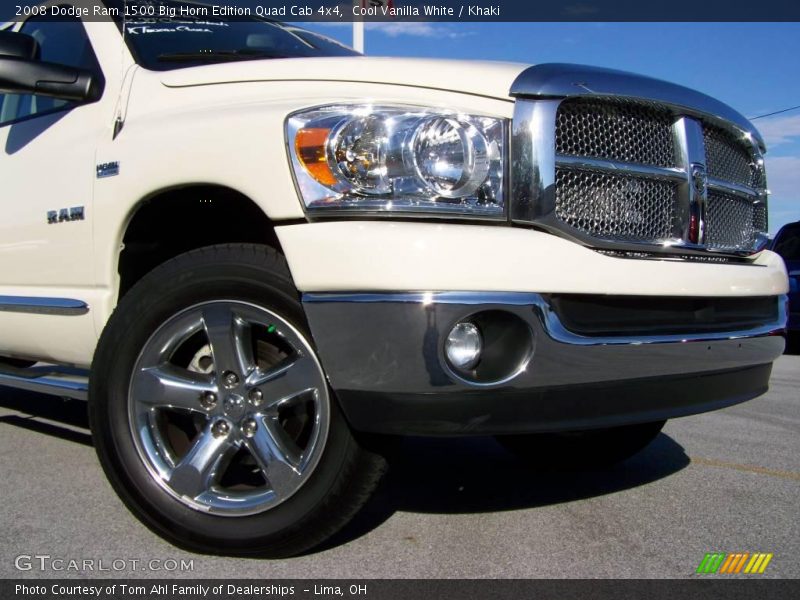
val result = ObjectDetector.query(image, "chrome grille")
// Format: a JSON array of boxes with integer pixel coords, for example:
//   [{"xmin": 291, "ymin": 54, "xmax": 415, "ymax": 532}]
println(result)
[
  {"xmin": 706, "ymin": 191, "xmax": 765, "ymax": 251},
  {"xmin": 754, "ymin": 202, "xmax": 768, "ymax": 233},
  {"xmin": 548, "ymin": 98, "xmax": 767, "ymax": 255},
  {"xmin": 556, "ymin": 100, "xmax": 676, "ymax": 167},
  {"xmin": 555, "ymin": 169, "xmax": 678, "ymax": 242},
  {"xmin": 703, "ymin": 125, "xmax": 760, "ymax": 187}
]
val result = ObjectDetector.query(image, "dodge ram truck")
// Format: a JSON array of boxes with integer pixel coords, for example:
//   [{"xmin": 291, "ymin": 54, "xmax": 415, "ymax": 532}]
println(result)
[{"xmin": 0, "ymin": 0, "xmax": 789, "ymax": 556}]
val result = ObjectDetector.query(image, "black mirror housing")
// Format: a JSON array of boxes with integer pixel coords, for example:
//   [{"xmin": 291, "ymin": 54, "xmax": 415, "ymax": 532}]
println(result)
[
  {"xmin": 0, "ymin": 30, "xmax": 102, "ymax": 103},
  {"xmin": 0, "ymin": 56, "xmax": 103, "ymax": 102},
  {"xmin": 0, "ymin": 31, "xmax": 40, "ymax": 60}
]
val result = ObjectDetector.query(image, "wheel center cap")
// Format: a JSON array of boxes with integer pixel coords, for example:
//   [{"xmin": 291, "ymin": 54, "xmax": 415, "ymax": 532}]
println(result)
[{"xmin": 223, "ymin": 394, "xmax": 246, "ymax": 418}]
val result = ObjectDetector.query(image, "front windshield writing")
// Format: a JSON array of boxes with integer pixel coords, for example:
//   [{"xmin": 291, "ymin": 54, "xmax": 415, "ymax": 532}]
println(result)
[{"xmin": 111, "ymin": 2, "xmax": 358, "ymax": 69}]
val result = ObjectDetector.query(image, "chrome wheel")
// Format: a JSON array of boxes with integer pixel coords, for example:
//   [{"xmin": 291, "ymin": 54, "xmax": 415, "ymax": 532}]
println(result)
[
  {"xmin": 91, "ymin": 245, "xmax": 387, "ymax": 555},
  {"xmin": 128, "ymin": 300, "xmax": 329, "ymax": 516}
]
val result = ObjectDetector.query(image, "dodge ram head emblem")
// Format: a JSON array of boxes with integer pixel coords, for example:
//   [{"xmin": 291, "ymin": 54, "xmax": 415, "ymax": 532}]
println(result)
[{"xmin": 691, "ymin": 164, "xmax": 708, "ymax": 196}]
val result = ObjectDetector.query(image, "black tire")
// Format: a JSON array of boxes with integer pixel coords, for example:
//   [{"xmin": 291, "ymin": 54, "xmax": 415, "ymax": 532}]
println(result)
[
  {"xmin": 89, "ymin": 244, "xmax": 386, "ymax": 557},
  {"xmin": 497, "ymin": 420, "xmax": 666, "ymax": 470}
]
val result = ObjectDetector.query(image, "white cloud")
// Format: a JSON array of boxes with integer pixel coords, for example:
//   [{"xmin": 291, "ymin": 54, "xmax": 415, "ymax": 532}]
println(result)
[
  {"xmin": 765, "ymin": 155, "xmax": 800, "ymax": 198},
  {"xmin": 364, "ymin": 22, "xmax": 468, "ymax": 39},
  {"xmin": 313, "ymin": 21, "xmax": 470, "ymax": 40},
  {"xmin": 756, "ymin": 114, "xmax": 800, "ymax": 148},
  {"xmin": 765, "ymin": 155, "xmax": 800, "ymax": 231}
]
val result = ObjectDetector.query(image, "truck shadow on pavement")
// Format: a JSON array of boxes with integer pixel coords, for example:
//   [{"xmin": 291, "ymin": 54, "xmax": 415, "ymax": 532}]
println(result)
[
  {"xmin": 0, "ymin": 389, "xmax": 92, "ymax": 446},
  {"xmin": 0, "ymin": 388, "xmax": 690, "ymax": 555},
  {"xmin": 317, "ymin": 433, "xmax": 690, "ymax": 553}
]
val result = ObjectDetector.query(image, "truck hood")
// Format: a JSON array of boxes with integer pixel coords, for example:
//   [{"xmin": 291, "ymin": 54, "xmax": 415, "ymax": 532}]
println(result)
[{"xmin": 158, "ymin": 56, "xmax": 529, "ymax": 101}]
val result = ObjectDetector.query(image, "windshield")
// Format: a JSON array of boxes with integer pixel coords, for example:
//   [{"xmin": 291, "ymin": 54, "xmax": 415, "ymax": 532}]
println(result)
[{"xmin": 104, "ymin": 0, "xmax": 359, "ymax": 71}]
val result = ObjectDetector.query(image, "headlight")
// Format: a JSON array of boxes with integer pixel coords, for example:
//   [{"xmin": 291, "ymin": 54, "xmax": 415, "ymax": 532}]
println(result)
[{"xmin": 287, "ymin": 105, "xmax": 506, "ymax": 217}]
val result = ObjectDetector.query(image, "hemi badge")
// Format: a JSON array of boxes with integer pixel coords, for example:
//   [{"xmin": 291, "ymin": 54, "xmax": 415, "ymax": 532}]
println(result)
[{"xmin": 96, "ymin": 161, "xmax": 120, "ymax": 178}]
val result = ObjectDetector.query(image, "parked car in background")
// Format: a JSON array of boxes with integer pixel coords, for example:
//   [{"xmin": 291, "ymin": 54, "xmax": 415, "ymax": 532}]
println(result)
[{"xmin": 771, "ymin": 221, "xmax": 800, "ymax": 347}]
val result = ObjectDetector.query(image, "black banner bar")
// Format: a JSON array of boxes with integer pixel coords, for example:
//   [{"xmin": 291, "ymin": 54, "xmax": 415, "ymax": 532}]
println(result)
[
  {"xmin": 4, "ymin": 0, "xmax": 800, "ymax": 23},
  {"xmin": 4, "ymin": 579, "xmax": 800, "ymax": 600}
]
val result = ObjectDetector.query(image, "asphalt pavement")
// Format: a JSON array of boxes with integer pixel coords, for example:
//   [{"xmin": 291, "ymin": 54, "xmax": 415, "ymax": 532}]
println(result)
[{"xmin": 1, "ymin": 355, "xmax": 798, "ymax": 579}]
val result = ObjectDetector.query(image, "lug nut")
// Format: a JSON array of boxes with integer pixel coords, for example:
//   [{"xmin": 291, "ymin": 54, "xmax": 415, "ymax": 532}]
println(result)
[
  {"xmin": 199, "ymin": 391, "xmax": 217, "ymax": 410},
  {"xmin": 222, "ymin": 371, "xmax": 239, "ymax": 388},
  {"xmin": 248, "ymin": 389, "xmax": 263, "ymax": 406},
  {"xmin": 241, "ymin": 419, "xmax": 258, "ymax": 438},
  {"xmin": 211, "ymin": 420, "xmax": 230, "ymax": 438}
]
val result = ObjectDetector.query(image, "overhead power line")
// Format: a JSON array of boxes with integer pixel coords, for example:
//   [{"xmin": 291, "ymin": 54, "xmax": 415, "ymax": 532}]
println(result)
[{"xmin": 750, "ymin": 104, "xmax": 800, "ymax": 120}]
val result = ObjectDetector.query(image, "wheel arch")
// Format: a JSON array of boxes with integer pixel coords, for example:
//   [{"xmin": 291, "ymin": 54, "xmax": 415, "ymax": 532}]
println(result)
[{"xmin": 116, "ymin": 183, "xmax": 292, "ymax": 301}]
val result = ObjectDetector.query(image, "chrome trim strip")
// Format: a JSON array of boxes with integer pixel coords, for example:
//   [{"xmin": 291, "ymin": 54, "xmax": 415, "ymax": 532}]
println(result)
[
  {"xmin": 673, "ymin": 116, "xmax": 708, "ymax": 244},
  {"xmin": 303, "ymin": 292, "xmax": 787, "ymax": 346},
  {"xmin": 304, "ymin": 292, "xmax": 540, "ymax": 306},
  {"xmin": 0, "ymin": 369, "xmax": 89, "ymax": 401},
  {"xmin": 708, "ymin": 178, "xmax": 761, "ymax": 200},
  {"xmin": 0, "ymin": 296, "xmax": 89, "ymax": 316},
  {"xmin": 510, "ymin": 63, "xmax": 764, "ymax": 149},
  {"xmin": 555, "ymin": 155, "xmax": 687, "ymax": 182},
  {"xmin": 510, "ymin": 98, "xmax": 560, "ymax": 223},
  {"xmin": 671, "ymin": 117, "xmax": 693, "ymax": 241},
  {"xmin": 0, "ymin": 375, "xmax": 88, "ymax": 400}
]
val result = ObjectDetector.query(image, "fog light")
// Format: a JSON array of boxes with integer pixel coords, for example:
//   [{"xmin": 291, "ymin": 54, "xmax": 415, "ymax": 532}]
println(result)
[{"xmin": 445, "ymin": 322, "xmax": 483, "ymax": 371}]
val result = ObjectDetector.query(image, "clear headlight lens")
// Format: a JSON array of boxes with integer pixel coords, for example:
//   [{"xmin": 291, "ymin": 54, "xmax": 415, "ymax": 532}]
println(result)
[
  {"xmin": 287, "ymin": 105, "xmax": 506, "ymax": 217},
  {"xmin": 412, "ymin": 117, "xmax": 491, "ymax": 198}
]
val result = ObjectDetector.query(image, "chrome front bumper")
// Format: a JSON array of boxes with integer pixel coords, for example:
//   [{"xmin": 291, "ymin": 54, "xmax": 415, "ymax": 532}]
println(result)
[{"xmin": 302, "ymin": 293, "xmax": 786, "ymax": 435}]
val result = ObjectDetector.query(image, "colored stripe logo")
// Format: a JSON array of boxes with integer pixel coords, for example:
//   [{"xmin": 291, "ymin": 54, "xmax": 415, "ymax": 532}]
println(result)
[{"xmin": 696, "ymin": 552, "xmax": 773, "ymax": 574}]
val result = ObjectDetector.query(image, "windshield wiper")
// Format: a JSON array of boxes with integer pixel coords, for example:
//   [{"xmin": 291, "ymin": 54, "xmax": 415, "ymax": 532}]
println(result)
[{"xmin": 157, "ymin": 49, "xmax": 290, "ymax": 62}]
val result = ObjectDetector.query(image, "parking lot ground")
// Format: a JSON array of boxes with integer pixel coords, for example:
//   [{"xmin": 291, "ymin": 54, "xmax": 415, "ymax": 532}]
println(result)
[{"xmin": 1, "ymin": 355, "xmax": 798, "ymax": 579}]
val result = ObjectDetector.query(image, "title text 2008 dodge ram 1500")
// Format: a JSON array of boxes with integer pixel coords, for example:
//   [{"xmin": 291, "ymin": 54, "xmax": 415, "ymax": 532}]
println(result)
[{"xmin": 0, "ymin": 0, "xmax": 789, "ymax": 556}]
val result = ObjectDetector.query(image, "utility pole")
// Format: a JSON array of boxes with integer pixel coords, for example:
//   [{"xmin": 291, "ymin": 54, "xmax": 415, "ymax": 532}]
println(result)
[
  {"xmin": 353, "ymin": 21, "xmax": 364, "ymax": 52},
  {"xmin": 353, "ymin": 0, "xmax": 394, "ymax": 53},
  {"xmin": 353, "ymin": 3, "xmax": 364, "ymax": 53}
]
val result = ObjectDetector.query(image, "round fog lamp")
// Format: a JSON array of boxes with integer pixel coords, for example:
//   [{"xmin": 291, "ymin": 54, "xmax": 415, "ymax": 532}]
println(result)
[{"xmin": 445, "ymin": 322, "xmax": 483, "ymax": 371}]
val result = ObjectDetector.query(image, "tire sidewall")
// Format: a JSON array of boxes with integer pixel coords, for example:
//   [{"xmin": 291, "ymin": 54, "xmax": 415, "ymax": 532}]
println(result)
[{"xmin": 90, "ymin": 248, "xmax": 357, "ymax": 553}]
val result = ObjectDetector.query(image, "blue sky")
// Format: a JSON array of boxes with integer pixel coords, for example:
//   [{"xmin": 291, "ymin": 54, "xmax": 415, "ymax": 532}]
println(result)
[{"xmin": 304, "ymin": 21, "xmax": 800, "ymax": 234}]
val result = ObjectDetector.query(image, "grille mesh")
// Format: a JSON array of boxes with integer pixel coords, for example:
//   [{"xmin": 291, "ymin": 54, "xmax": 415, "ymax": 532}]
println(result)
[
  {"xmin": 705, "ymin": 191, "xmax": 763, "ymax": 251},
  {"xmin": 703, "ymin": 125, "xmax": 759, "ymax": 188},
  {"xmin": 754, "ymin": 202, "xmax": 768, "ymax": 233},
  {"xmin": 555, "ymin": 169, "xmax": 678, "ymax": 242},
  {"xmin": 551, "ymin": 99, "xmax": 767, "ymax": 253},
  {"xmin": 556, "ymin": 100, "xmax": 676, "ymax": 167}
]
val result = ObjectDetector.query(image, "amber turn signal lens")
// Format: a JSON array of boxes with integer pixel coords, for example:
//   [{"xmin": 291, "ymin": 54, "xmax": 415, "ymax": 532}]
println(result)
[{"xmin": 295, "ymin": 128, "xmax": 337, "ymax": 186}]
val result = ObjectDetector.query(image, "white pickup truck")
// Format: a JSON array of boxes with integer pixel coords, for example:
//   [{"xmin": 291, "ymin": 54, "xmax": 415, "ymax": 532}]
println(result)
[{"xmin": 0, "ymin": 0, "xmax": 789, "ymax": 556}]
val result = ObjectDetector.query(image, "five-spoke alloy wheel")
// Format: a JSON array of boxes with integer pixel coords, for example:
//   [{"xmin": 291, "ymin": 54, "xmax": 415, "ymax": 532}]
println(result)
[
  {"xmin": 129, "ymin": 301, "xmax": 329, "ymax": 516},
  {"xmin": 89, "ymin": 245, "xmax": 386, "ymax": 556}
]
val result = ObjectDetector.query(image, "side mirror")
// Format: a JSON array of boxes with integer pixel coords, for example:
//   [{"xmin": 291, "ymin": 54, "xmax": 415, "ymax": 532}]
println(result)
[
  {"xmin": 0, "ymin": 31, "xmax": 102, "ymax": 102},
  {"xmin": 0, "ymin": 30, "xmax": 40, "ymax": 60}
]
